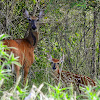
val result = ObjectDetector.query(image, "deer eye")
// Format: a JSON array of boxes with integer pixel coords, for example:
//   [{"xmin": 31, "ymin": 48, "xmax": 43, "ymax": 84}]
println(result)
[
  {"xmin": 28, "ymin": 18, "xmax": 32, "ymax": 22},
  {"xmin": 50, "ymin": 62, "xmax": 53, "ymax": 64}
]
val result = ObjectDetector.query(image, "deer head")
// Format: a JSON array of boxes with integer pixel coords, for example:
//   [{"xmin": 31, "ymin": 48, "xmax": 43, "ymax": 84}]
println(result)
[
  {"xmin": 24, "ymin": 9, "xmax": 44, "ymax": 30},
  {"xmin": 47, "ymin": 54, "xmax": 64, "ymax": 70}
]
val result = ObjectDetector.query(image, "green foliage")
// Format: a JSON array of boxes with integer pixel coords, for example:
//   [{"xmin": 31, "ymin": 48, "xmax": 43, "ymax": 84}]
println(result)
[
  {"xmin": 16, "ymin": 85, "xmax": 28, "ymax": 99},
  {"xmin": 0, "ymin": 34, "xmax": 20, "ymax": 81},
  {"xmin": 1, "ymin": 80, "xmax": 100, "ymax": 100},
  {"xmin": 0, "ymin": 34, "xmax": 22, "ymax": 94},
  {"xmin": 80, "ymin": 80, "xmax": 100, "ymax": 100},
  {"xmin": 32, "ymin": 0, "xmax": 36, "ymax": 4},
  {"xmin": 77, "ymin": 1, "xmax": 87, "ymax": 10},
  {"xmin": 0, "ymin": 0, "xmax": 100, "ymax": 99}
]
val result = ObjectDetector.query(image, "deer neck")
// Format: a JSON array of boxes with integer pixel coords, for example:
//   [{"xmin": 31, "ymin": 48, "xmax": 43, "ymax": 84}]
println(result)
[
  {"xmin": 54, "ymin": 65, "xmax": 60, "ymax": 75},
  {"xmin": 26, "ymin": 29, "xmax": 39, "ymax": 48}
]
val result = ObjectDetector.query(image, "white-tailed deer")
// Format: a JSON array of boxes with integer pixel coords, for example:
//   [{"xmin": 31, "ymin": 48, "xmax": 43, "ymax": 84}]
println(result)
[
  {"xmin": 3, "ymin": 10, "xmax": 43, "ymax": 84},
  {"xmin": 47, "ymin": 54, "xmax": 96, "ymax": 92}
]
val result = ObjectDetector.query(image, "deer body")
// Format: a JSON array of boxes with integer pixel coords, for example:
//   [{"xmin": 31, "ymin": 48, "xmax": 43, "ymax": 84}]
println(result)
[
  {"xmin": 54, "ymin": 67, "xmax": 96, "ymax": 87},
  {"xmin": 47, "ymin": 55, "xmax": 96, "ymax": 92},
  {"xmin": 3, "ymin": 39, "xmax": 35, "ymax": 82},
  {"xmin": 2, "ymin": 10, "xmax": 41, "ymax": 84}
]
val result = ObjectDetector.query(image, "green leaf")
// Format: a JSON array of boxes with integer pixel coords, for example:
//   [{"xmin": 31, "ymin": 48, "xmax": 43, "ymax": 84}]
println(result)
[
  {"xmin": 17, "ymin": 86, "xmax": 23, "ymax": 93},
  {"xmin": 32, "ymin": 0, "xmax": 36, "ymax": 4},
  {"xmin": 0, "ymin": 34, "xmax": 10, "ymax": 40}
]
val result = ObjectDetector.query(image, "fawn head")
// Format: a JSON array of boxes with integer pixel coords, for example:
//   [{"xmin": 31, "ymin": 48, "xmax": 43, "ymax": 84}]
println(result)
[{"xmin": 47, "ymin": 54, "xmax": 64, "ymax": 70}]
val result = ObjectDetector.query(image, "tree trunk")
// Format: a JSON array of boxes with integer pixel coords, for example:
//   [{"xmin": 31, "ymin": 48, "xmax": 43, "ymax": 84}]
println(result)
[{"xmin": 92, "ymin": 9, "xmax": 96, "ymax": 78}]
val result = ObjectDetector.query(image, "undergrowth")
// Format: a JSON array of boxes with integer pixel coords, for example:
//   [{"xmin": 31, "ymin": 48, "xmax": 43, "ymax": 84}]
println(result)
[{"xmin": 0, "ymin": 34, "xmax": 100, "ymax": 100}]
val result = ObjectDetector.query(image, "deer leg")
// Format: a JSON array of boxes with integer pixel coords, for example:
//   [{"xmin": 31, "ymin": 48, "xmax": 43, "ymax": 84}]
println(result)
[
  {"xmin": 24, "ymin": 66, "xmax": 29, "ymax": 85},
  {"xmin": 15, "ymin": 65, "xmax": 20, "ymax": 81}
]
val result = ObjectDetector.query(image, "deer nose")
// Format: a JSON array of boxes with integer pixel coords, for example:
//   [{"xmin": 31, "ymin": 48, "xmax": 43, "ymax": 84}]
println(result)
[
  {"xmin": 32, "ymin": 25, "xmax": 37, "ymax": 30},
  {"xmin": 52, "ymin": 63, "xmax": 56, "ymax": 70}
]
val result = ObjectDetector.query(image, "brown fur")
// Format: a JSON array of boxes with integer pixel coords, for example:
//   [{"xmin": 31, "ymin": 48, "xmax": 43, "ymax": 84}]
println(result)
[
  {"xmin": 54, "ymin": 65, "xmax": 96, "ymax": 87},
  {"xmin": 3, "ymin": 17, "xmax": 39, "ymax": 84},
  {"xmin": 3, "ymin": 36, "xmax": 38, "ymax": 84}
]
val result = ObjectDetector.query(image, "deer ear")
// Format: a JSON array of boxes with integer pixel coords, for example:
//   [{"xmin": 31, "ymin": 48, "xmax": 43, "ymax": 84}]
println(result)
[
  {"xmin": 38, "ymin": 9, "xmax": 44, "ymax": 20},
  {"xmin": 24, "ymin": 10, "xmax": 29, "ymax": 18},
  {"xmin": 60, "ymin": 54, "xmax": 64, "ymax": 63},
  {"xmin": 60, "ymin": 57, "xmax": 64, "ymax": 63},
  {"xmin": 47, "ymin": 54, "xmax": 52, "ymax": 62}
]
